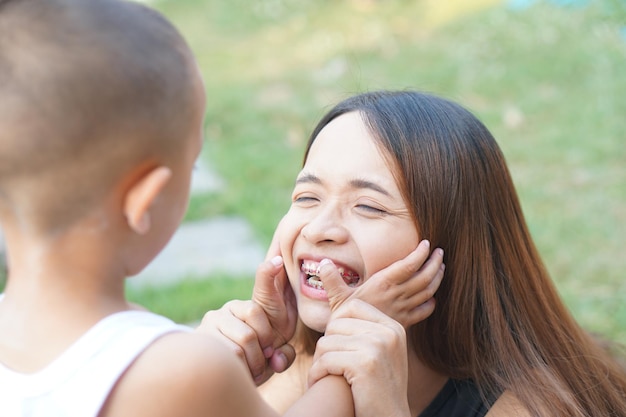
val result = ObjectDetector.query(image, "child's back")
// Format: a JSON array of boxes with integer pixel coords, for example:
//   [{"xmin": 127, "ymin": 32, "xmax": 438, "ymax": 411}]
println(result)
[{"xmin": 0, "ymin": 0, "xmax": 353, "ymax": 416}]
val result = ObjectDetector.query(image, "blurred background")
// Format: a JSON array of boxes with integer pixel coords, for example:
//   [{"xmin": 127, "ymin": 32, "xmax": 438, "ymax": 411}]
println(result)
[
  {"xmin": 138, "ymin": 0, "xmax": 626, "ymax": 343},
  {"xmin": 4, "ymin": 0, "xmax": 624, "ymax": 344}
]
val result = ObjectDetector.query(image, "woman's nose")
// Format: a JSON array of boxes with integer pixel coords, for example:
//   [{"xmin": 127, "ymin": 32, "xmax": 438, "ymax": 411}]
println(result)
[{"xmin": 300, "ymin": 206, "xmax": 349, "ymax": 244}]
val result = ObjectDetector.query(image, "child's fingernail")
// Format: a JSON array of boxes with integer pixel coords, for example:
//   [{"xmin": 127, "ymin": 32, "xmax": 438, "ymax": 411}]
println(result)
[
  {"xmin": 422, "ymin": 239, "xmax": 430, "ymax": 248},
  {"xmin": 317, "ymin": 258, "xmax": 334, "ymax": 275},
  {"xmin": 436, "ymin": 248, "xmax": 444, "ymax": 256},
  {"xmin": 270, "ymin": 256, "xmax": 283, "ymax": 267},
  {"xmin": 263, "ymin": 346, "xmax": 274, "ymax": 358},
  {"xmin": 274, "ymin": 351, "xmax": 288, "ymax": 371}
]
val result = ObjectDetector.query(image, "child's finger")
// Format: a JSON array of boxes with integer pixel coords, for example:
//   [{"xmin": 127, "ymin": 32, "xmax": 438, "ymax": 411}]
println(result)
[
  {"xmin": 251, "ymin": 257, "xmax": 289, "ymax": 348},
  {"xmin": 268, "ymin": 343, "xmax": 296, "ymax": 374},
  {"xmin": 416, "ymin": 246, "xmax": 444, "ymax": 273},
  {"xmin": 317, "ymin": 259, "xmax": 354, "ymax": 312},
  {"xmin": 371, "ymin": 239, "xmax": 431, "ymax": 285},
  {"xmin": 404, "ymin": 297, "xmax": 436, "ymax": 327},
  {"xmin": 198, "ymin": 302, "xmax": 269, "ymax": 379},
  {"xmin": 397, "ymin": 263, "xmax": 444, "ymax": 326},
  {"xmin": 407, "ymin": 262, "xmax": 444, "ymax": 306},
  {"xmin": 401, "ymin": 248, "xmax": 444, "ymax": 298}
]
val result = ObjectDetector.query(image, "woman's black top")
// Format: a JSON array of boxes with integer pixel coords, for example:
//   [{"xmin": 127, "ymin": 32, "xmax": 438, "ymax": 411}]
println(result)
[{"xmin": 418, "ymin": 379, "xmax": 496, "ymax": 417}]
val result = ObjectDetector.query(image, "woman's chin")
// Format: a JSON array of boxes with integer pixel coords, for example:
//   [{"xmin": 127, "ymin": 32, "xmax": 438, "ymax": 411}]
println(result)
[
  {"xmin": 306, "ymin": 321, "xmax": 327, "ymax": 334},
  {"xmin": 299, "ymin": 306, "xmax": 331, "ymax": 334}
]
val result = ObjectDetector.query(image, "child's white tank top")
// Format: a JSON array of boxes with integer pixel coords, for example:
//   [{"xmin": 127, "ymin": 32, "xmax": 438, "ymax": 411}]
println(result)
[{"xmin": 0, "ymin": 309, "xmax": 191, "ymax": 417}]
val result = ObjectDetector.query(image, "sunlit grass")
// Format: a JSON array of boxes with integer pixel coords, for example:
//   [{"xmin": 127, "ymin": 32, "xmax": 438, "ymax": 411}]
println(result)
[
  {"xmin": 133, "ymin": 0, "xmax": 626, "ymax": 343},
  {"xmin": 126, "ymin": 276, "xmax": 255, "ymax": 325}
]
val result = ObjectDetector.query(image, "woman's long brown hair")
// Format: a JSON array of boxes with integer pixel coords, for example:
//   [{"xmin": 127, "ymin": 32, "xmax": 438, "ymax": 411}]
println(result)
[{"xmin": 302, "ymin": 91, "xmax": 626, "ymax": 416}]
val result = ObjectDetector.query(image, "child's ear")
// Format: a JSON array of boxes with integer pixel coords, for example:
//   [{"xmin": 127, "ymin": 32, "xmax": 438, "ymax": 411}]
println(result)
[{"xmin": 123, "ymin": 166, "xmax": 172, "ymax": 235}]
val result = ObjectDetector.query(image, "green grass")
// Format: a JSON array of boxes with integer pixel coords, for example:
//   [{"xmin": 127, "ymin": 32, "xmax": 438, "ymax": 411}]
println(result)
[
  {"xmin": 0, "ymin": 265, "xmax": 5, "ymax": 292},
  {"xmin": 127, "ymin": 276, "xmax": 255, "ymax": 325},
  {"xmin": 134, "ymin": 0, "xmax": 624, "ymax": 343}
]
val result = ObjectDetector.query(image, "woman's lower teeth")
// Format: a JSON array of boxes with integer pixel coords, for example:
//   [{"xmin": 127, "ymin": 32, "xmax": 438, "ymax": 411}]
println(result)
[
  {"xmin": 307, "ymin": 276, "xmax": 324, "ymax": 289},
  {"xmin": 307, "ymin": 276, "xmax": 359, "ymax": 289}
]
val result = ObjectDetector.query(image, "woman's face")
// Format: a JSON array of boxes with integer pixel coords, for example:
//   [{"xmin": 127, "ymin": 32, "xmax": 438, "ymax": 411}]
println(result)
[{"xmin": 279, "ymin": 111, "xmax": 420, "ymax": 333}]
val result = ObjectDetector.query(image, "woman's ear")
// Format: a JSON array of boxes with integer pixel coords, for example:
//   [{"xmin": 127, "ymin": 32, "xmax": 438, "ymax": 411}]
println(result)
[{"xmin": 123, "ymin": 166, "xmax": 172, "ymax": 234}]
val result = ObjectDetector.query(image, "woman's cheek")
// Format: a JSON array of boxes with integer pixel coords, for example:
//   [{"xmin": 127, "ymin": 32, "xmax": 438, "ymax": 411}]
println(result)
[
  {"xmin": 357, "ymin": 231, "xmax": 417, "ymax": 278},
  {"xmin": 277, "ymin": 210, "xmax": 304, "ymax": 281},
  {"xmin": 277, "ymin": 209, "xmax": 298, "ymax": 243}
]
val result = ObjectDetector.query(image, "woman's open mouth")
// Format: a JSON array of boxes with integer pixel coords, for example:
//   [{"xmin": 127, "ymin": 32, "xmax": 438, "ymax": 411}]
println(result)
[{"xmin": 300, "ymin": 260, "xmax": 360, "ymax": 290}]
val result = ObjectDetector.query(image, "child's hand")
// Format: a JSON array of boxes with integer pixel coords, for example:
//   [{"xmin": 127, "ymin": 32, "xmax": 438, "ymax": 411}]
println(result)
[
  {"xmin": 250, "ymin": 253, "xmax": 298, "ymax": 374},
  {"xmin": 249, "ymin": 218, "xmax": 299, "ymax": 374},
  {"xmin": 318, "ymin": 240, "xmax": 444, "ymax": 328},
  {"xmin": 308, "ymin": 299, "xmax": 411, "ymax": 417},
  {"xmin": 197, "ymin": 252, "xmax": 297, "ymax": 386}
]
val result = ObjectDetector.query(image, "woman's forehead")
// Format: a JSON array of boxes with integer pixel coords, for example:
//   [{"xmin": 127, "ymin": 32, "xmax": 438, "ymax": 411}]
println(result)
[
  {"xmin": 308, "ymin": 116, "xmax": 381, "ymax": 163},
  {"xmin": 302, "ymin": 113, "xmax": 404, "ymax": 196}
]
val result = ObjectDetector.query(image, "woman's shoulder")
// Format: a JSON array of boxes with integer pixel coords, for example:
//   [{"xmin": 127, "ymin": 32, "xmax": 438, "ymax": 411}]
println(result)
[{"xmin": 486, "ymin": 390, "xmax": 531, "ymax": 417}]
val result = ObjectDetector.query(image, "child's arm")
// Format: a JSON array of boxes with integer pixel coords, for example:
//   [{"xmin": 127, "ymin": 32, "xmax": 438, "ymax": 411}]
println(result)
[
  {"xmin": 99, "ymin": 332, "xmax": 279, "ymax": 417},
  {"xmin": 100, "ymin": 331, "xmax": 354, "ymax": 417},
  {"xmin": 284, "ymin": 375, "xmax": 354, "ymax": 417}
]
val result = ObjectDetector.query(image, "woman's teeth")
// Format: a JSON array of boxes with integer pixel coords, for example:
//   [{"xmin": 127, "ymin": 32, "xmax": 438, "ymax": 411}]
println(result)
[
  {"xmin": 307, "ymin": 275, "xmax": 324, "ymax": 290},
  {"xmin": 301, "ymin": 261, "xmax": 360, "ymax": 290}
]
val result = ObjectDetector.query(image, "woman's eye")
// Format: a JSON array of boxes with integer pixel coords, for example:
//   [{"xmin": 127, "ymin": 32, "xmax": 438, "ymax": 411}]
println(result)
[
  {"xmin": 294, "ymin": 196, "xmax": 319, "ymax": 205},
  {"xmin": 356, "ymin": 204, "xmax": 388, "ymax": 215}
]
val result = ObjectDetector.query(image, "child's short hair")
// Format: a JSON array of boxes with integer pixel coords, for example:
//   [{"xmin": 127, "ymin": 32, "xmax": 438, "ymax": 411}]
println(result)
[{"xmin": 0, "ymin": 0, "xmax": 200, "ymax": 232}]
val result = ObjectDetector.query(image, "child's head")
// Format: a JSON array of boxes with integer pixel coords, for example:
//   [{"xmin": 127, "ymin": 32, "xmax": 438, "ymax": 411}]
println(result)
[{"xmin": 0, "ymin": 0, "xmax": 205, "ymax": 250}]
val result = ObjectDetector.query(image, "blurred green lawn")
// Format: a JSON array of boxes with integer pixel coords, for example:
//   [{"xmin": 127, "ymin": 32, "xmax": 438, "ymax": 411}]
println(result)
[{"xmin": 124, "ymin": 0, "xmax": 626, "ymax": 343}]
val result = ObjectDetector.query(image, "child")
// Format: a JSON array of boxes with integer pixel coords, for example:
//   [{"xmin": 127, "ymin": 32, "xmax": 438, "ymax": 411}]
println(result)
[
  {"xmin": 0, "ymin": 0, "xmax": 351, "ymax": 415},
  {"xmin": 0, "ymin": 1, "xmax": 443, "ymax": 416}
]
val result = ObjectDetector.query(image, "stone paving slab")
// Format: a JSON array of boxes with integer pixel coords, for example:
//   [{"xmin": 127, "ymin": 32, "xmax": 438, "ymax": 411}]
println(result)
[{"xmin": 126, "ymin": 216, "xmax": 266, "ymax": 289}]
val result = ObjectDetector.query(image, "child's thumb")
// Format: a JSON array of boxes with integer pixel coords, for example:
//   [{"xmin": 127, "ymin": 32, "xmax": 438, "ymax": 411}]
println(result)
[
  {"xmin": 252, "ymin": 256, "xmax": 284, "ymax": 310},
  {"xmin": 318, "ymin": 259, "xmax": 352, "ymax": 311},
  {"xmin": 268, "ymin": 343, "xmax": 296, "ymax": 374}
]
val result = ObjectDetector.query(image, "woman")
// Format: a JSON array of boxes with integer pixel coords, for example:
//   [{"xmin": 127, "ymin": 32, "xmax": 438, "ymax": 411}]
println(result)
[{"xmin": 205, "ymin": 91, "xmax": 626, "ymax": 417}]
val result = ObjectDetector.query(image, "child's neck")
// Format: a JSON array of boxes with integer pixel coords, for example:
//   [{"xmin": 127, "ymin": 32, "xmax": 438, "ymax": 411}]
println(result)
[{"xmin": 0, "ymin": 221, "xmax": 132, "ymax": 372}]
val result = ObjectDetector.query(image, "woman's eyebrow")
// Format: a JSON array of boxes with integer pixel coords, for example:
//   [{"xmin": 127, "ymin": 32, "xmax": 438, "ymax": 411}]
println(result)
[
  {"xmin": 296, "ymin": 173, "xmax": 391, "ymax": 197},
  {"xmin": 295, "ymin": 173, "xmax": 321, "ymax": 185},
  {"xmin": 350, "ymin": 178, "xmax": 391, "ymax": 197}
]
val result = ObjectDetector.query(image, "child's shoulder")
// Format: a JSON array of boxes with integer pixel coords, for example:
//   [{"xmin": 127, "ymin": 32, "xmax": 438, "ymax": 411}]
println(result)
[{"xmin": 100, "ymin": 331, "xmax": 276, "ymax": 417}]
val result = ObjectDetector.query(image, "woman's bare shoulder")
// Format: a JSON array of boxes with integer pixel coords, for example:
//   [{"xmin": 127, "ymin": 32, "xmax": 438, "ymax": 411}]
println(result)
[{"xmin": 486, "ymin": 390, "xmax": 532, "ymax": 417}]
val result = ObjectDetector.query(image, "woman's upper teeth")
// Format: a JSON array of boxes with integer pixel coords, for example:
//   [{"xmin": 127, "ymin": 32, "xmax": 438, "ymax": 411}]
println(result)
[{"xmin": 301, "ymin": 260, "xmax": 360, "ymax": 286}]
